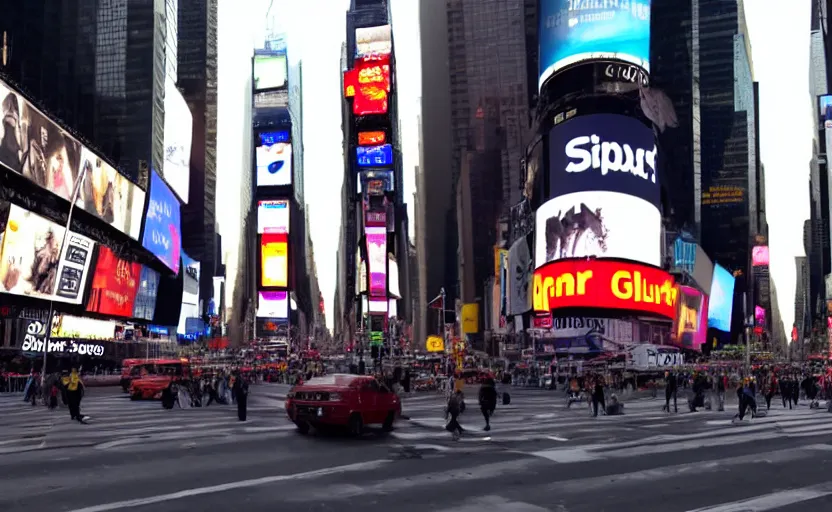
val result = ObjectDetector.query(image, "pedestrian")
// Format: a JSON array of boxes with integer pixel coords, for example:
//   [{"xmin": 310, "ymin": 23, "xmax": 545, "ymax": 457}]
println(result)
[
  {"xmin": 591, "ymin": 376, "xmax": 606, "ymax": 417},
  {"xmin": 663, "ymin": 371, "xmax": 678, "ymax": 413},
  {"xmin": 233, "ymin": 372, "xmax": 249, "ymax": 421},
  {"xmin": 780, "ymin": 374, "xmax": 792, "ymax": 409},
  {"xmin": 716, "ymin": 372, "xmax": 727, "ymax": 411},
  {"xmin": 66, "ymin": 368, "xmax": 88, "ymax": 423},
  {"xmin": 445, "ymin": 390, "xmax": 464, "ymax": 440},
  {"xmin": 48, "ymin": 381, "xmax": 58, "ymax": 410},
  {"xmin": 477, "ymin": 378, "xmax": 498, "ymax": 432}
]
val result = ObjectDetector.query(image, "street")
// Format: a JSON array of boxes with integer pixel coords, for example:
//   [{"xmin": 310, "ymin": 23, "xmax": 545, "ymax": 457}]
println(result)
[{"xmin": 3, "ymin": 384, "xmax": 832, "ymax": 511}]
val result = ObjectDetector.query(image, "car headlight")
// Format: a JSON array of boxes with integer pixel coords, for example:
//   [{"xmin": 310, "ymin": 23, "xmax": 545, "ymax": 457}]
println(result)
[
  {"xmin": 286, "ymin": 391, "xmax": 295, "ymax": 399},
  {"xmin": 328, "ymin": 393, "xmax": 341, "ymax": 401}
]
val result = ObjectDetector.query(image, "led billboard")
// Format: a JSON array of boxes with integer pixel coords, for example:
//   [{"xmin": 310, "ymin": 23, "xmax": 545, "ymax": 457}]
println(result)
[
  {"xmin": 751, "ymin": 245, "xmax": 769, "ymax": 266},
  {"xmin": 141, "ymin": 170, "xmax": 182, "ymax": 274},
  {"xmin": 257, "ymin": 291, "xmax": 288, "ymax": 319},
  {"xmin": 358, "ymin": 131, "xmax": 386, "ymax": 146},
  {"xmin": 356, "ymin": 144, "xmax": 393, "ymax": 167},
  {"xmin": 707, "ymin": 263, "xmax": 735, "ymax": 332},
  {"xmin": 355, "ymin": 25, "xmax": 392, "ymax": 59},
  {"xmin": 538, "ymin": 0, "xmax": 651, "ymax": 91},
  {"xmin": 672, "ymin": 285, "xmax": 707, "ymax": 351},
  {"xmin": 253, "ymin": 53, "xmax": 288, "ymax": 90},
  {"xmin": 532, "ymin": 258, "xmax": 677, "ymax": 320},
  {"xmin": 353, "ymin": 58, "xmax": 390, "ymax": 116},
  {"xmin": 256, "ymin": 131, "xmax": 292, "ymax": 187},
  {"xmin": 163, "ymin": 78, "xmax": 192, "ymax": 204},
  {"xmin": 261, "ymin": 233, "xmax": 288, "ymax": 288},
  {"xmin": 547, "ymin": 114, "xmax": 659, "ymax": 208},
  {"xmin": 257, "ymin": 199, "xmax": 290, "ymax": 234},
  {"xmin": 86, "ymin": 246, "xmax": 141, "ymax": 317},
  {"xmin": 365, "ymin": 226, "xmax": 387, "ymax": 297},
  {"xmin": 0, "ymin": 204, "xmax": 95, "ymax": 304},
  {"xmin": 535, "ymin": 191, "xmax": 661, "ymax": 268}
]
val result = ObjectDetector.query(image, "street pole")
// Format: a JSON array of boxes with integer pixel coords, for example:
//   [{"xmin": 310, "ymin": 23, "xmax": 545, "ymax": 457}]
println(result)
[
  {"xmin": 40, "ymin": 169, "xmax": 88, "ymax": 389},
  {"xmin": 743, "ymin": 291, "xmax": 750, "ymax": 376}
]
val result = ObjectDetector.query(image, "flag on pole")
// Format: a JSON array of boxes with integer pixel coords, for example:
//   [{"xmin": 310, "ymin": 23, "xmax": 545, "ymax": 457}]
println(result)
[{"xmin": 428, "ymin": 292, "xmax": 444, "ymax": 310}]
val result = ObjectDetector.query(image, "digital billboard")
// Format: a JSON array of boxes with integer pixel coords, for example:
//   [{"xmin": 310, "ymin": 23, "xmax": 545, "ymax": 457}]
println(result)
[
  {"xmin": 538, "ymin": 0, "xmax": 651, "ymax": 91},
  {"xmin": 253, "ymin": 53, "xmax": 288, "ymax": 90},
  {"xmin": 257, "ymin": 199, "xmax": 290, "ymax": 234},
  {"xmin": 752, "ymin": 245, "xmax": 769, "ymax": 266},
  {"xmin": 673, "ymin": 285, "xmax": 707, "ymax": 351},
  {"xmin": 532, "ymin": 258, "xmax": 677, "ymax": 320},
  {"xmin": 257, "ymin": 291, "xmax": 288, "ymax": 319},
  {"xmin": 0, "ymin": 81, "xmax": 145, "ymax": 240},
  {"xmin": 357, "ymin": 144, "xmax": 393, "ymax": 167},
  {"xmin": 755, "ymin": 305, "xmax": 766, "ymax": 327},
  {"xmin": 132, "ymin": 266, "xmax": 160, "ymax": 321},
  {"xmin": 365, "ymin": 226, "xmax": 387, "ymax": 297},
  {"xmin": 256, "ymin": 131, "xmax": 292, "ymax": 187},
  {"xmin": 163, "ymin": 78, "xmax": 192, "ymax": 204},
  {"xmin": 141, "ymin": 170, "xmax": 182, "ymax": 274},
  {"xmin": 261, "ymin": 233, "xmax": 288, "ymax": 288},
  {"xmin": 86, "ymin": 246, "xmax": 142, "ymax": 317},
  {"xmin": 354, "ymin": 58, "xmax": 390, "ymax": 116},
  {"xmin": 358, "ymin": 131, "xmax": 386, "ymax": 146},
  {"xmin": 534, "ymin": 191, "xmax": 661, "ymax": 268},
  {"xmin": 707, "ymin": 263, "xmax": 735, "ymax": 332},
  {"xmin": 358, "ymin": 170, "xmax": 394, "ymax": 196},
  {"xmin": 0, "ymin": 204, "xmax": 95, "ymax": 304},
  {"xmin": 548, "ymin": 114, "xmax": 659, "ymax": 208},
  {"xmin": 355, "ymin": 25, "xmax": 392, "ymax": 59}
]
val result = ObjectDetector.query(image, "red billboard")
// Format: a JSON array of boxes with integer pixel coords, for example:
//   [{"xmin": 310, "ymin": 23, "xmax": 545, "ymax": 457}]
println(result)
[
  {"xmin": 86, "ymin": 246, "xmax": 142, "ymax": 317},
  {"xmin": 353, "ymin": 58, "xmax": 390, "ymax": 116},
  {"xmin": 532, "ymin": 259, "xmax": 677, "ymax": 320}
]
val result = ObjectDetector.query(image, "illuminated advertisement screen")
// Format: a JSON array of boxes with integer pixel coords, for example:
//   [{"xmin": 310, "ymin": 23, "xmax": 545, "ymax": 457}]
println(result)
[
  {"xmin": 751, "ymin": 245, "xmax": 769, "ymax": 266},
  {"xmin": 358, "ymin": 170, "xmax": 394, "ymax": 196},
  {"xmin": 86, "ymin": 246, "xmax": 142, "ymax": 317},
  {"xmin": 673, "ymin": 285, "xmax": 707, "ymax": 351},
  {"xmin": 0, "ymin": 204, "xmax": 95, "ymax": 304},
  {"xmin": 535, "ymin": 191, "xmax": 661, "ymax": 268},
  {"xmin": 548, "ymin": 114, "xmax": 659, "ymax": 208},
  {"xmin": 141, "ymin": 170, "xmax": 182, "ymax": 274},
  {"xmin": 358, "ymin": 131, "xmax": 386, "ymax": 146},
  {"xmin": 357, "ymin": 144, "xmax": 393, "ymax": 167},
  {"xmin": 819, "ymin": 94, "xmax": 832, "ymax": 129},
  {"xmin": 755, "ymin": 305, "xmax": 766, "ymax": 327},
  {"xmin": 253, "ymin": 53, "xmax": 287, "ymax": 90},
  {"xmin": 707, "ymin": 263, "xmax": 735, "ymax": 332},
  {"xmin": 353, "ymin": 58, "xmax": 390, "ymax": 116},
  {"xmin": 257, "ymin": 291, "xmax": 288, "ymax": 319},
  {"xmin": 257, "ymin": 199, "xmax": 290, "ymax": 234},
  {"xmin": 163, "ymin": 78, "xmax": 192, "ymax": 204},
  {"xmin": 132, "ymin": 266, "xmax": 160, "ymax": 321},
  {"xmin": 261, "ymin": 233, "xmax": 288, "ymax": 288},
  {"xmin": 538, "ymin": 0, "xmax": 651, "ymax": 91},
  {"xmin": 355, "ymin": 25, "xmax": 392, "ymax": 59},
  {"xmin": 368, "ymin": 297, "xmax": 388, "ymax": 314},
  {"xmin": 365, "ymin": 226, "xmax": 387, "ymax": 297},
  {"xmin": 532, "ymin": 258, "xmax": 676, "ymax": 320},
  {"xmin": 0, "ymin": 80, "xmax": 145, "ymax": 240},
  {"xmin": 256, "ymin": 131, "xmax": 292, "ymax": 187}
]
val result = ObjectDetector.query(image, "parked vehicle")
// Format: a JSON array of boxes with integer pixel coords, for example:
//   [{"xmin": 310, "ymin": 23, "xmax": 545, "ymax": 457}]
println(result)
[
  {"xmin": 129, "ymin": 359, "xmax": 190, "ymax": 400},
  {"xmin": 285, "ymin": 374, "xmax": 401, "ymax": 435}
]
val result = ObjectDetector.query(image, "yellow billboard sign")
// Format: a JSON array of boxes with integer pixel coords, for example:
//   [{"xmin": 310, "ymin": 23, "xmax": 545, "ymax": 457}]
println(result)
[
  {"xmin": 425, "ymin": 335, "xmax": 445, "ymax": 353},
  {"xmin": 461, "ymin": 303, "xmax": 479, "ymax": 334}
]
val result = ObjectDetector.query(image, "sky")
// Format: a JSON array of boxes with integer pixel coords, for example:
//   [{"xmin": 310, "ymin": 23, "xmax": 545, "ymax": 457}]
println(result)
[{"xmin": 219, "ymin": 1, "xmax": 811, "ymax": 338}]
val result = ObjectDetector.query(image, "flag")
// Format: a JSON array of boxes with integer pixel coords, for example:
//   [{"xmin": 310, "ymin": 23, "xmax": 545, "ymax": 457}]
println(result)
[{"xmin": 428, "ymin": 291, "xmax": 444, "ymax": 310}]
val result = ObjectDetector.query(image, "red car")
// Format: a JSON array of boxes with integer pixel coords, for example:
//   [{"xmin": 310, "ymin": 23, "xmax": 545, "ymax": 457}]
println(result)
[{"xmin": 285, "ymin": 374, "xmax": 401, "ymax": 435}]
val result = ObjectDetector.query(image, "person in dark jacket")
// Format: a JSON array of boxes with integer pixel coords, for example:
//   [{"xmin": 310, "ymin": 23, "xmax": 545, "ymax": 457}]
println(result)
[
  {"xmin": 663, "ymin": 371, "xmax": 678, "ymax": 413},
  {"xmin": 233, "ymin": 372, "xmax": 249, "ymax": 421},
  {"xmin": 445, "ymin": 390, "xmax": 464, "ymax": 439},
  {"xmin": 478, "ymin": 378, "xmax": 498, "ymax": 431},
  {"xmin": 161, "ymin": 382, "xmax": 176, "ymax": 410},
  {"xmin": 591, "ymin": 377, "xmax": 606, "ymax": 417}
]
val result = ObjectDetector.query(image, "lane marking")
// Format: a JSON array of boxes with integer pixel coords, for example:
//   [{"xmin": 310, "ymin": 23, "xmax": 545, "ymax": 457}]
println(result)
[
  {"xmin": 64, "ymin": 459, "xmax": 391, "ymax": 512},
  {"xmin": 687, "ymin": 481, "xmax": 832, "ymax": 511}
]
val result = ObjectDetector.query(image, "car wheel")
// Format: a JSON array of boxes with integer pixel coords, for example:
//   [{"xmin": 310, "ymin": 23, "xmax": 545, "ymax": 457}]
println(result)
[
  {"xmin": 348, "ymin": 413, "xmax": 364, "ymax": 436},
  {"xmin": 295, "ymin": 421, "xmax": 310, "ymax": 435},
  {"xmin": 130, "ymin": 392, "xmax": 141, "ymax": 401},
  {"xmin": 382, "ymin": 411, "xmax": 395, "ymax": 431}
]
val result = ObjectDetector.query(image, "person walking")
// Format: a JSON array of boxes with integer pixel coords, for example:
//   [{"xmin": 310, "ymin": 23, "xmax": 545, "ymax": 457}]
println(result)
[
  {"xmin": 233, "ymin": 372, "xmax": 249, "ymax": 421},
  {"xmin": 445, "ymin": 390, "xmax": 464, "ymax": 440},
  {"xmin": 477, "ymin": 378, "xmax": 498, "ymax": 432},
  {"xmin": 66, "ymin": 368, "xmax": 88, "ymax": 423},
  {"xmin": 663, "ymin": 371, "xmax": 678, "ymax": 413}
]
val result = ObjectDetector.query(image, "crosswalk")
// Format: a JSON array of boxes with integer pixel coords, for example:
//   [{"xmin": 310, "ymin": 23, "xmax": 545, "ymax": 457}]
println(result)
[{"xmin": 3, "ymin": 386, "xmax": 832, "ymax": 456}]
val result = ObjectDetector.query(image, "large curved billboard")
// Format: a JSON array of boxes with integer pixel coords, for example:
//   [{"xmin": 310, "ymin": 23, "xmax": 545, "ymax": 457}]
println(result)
[
  {"xmin": 539, "ymin": 0, "xmax": 651, "ymax": 91},
  {"xmin": 536, "ymin": 114, "xmax": 660, "ymax": 268},
  {"xmin": 532, "ymin": 258, "xmax": 677, "ymax": 320}
]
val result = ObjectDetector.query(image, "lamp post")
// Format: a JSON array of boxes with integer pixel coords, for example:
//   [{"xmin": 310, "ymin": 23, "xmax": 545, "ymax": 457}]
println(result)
[{"xmin": 40, "ymin": 169, "xmax": 88, "ymax": 389}]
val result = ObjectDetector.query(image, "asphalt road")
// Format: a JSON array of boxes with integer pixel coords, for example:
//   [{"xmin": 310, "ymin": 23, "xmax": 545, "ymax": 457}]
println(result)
[{"xmin": 3, "ymin": 385, "xmax": 832, "ymax": 511}]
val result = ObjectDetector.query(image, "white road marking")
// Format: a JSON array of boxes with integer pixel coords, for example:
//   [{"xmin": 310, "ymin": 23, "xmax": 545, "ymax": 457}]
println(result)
[
  {"xmin": 547, "ymin": 436, "xmax": 569, "ymax": 441},
  {"xmin": 687, "ymin": 481, "xmax": 832, "ymax": 511},
  {"xmin": 63, "ymin": 459, "xmax": 391, "ymax": 512}
]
